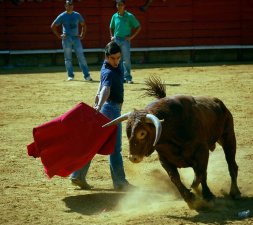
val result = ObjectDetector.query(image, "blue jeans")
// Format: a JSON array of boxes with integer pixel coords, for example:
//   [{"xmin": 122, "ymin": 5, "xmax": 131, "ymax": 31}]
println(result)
[
  {"xmin": 114, "ymin": 37, "xmax": 132, "ymax": 81},
  {"xmin": 62, "ymin": 36, "xmax": 90, "ymax": 78},
  {"xmin": 70, "ymin": 101, "xmax": 128, "ymax": 188}
]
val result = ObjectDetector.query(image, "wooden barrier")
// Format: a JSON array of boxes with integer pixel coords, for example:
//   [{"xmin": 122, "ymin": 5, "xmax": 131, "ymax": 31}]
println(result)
[{"xmin": 0, "ymin": 0, "xmax": 253, "ymax": 51}]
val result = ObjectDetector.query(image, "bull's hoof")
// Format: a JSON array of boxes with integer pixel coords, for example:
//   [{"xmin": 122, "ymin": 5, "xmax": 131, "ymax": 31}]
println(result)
[
  {"xmin": 186, "ymin": 192, "xmax": 215, "ymax": 211},
  {"xmin": 185, "ymin": 192, "xmax": 196, "ymax": 209},
  {"xmin": 230, "ymin": 191, "xmax": 241, "ymax": 200},
  {"xmin": 230, "ymin": 186, "xmax": 241, "ymax": 200},
  {"xmin": 203, "ymin": 192, "xmax": 216, "ymax": 202},
  {"xmin": 187, "ymin": 197, "xmax": 214, "ymax": 211}
]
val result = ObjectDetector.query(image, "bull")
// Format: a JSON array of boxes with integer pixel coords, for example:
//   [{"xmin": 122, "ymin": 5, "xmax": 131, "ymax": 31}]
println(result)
[{"xmin": 103, "ymin": 76, "xmax": 241, "ymax": 209}]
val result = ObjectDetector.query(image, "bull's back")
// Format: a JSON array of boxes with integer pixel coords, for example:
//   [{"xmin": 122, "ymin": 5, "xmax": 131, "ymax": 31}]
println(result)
[
  {"xmin": 146, "ymin": 95, "xmax": 233, "ymax": 144},
  {"xmin": 191, "ymin": 96, "xmax": 234, "ymax": 144}
]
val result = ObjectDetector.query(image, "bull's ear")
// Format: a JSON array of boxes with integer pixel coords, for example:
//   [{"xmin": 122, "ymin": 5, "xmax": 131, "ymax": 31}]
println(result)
[{"xmin": 102, "ymin": 112, "xmax": 131, "ymax": 127}]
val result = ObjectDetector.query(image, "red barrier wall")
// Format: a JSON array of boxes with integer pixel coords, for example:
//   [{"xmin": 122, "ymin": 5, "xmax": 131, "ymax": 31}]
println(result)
[{"xmin": 0, "ymin": 0, "xmax": 253, "ymax": 50}]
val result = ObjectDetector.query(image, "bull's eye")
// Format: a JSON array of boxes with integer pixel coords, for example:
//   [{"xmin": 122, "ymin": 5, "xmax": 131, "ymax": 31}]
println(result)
[{"xmin": 136, "ymin": 129, "xmax": 147, "ymax": 140}]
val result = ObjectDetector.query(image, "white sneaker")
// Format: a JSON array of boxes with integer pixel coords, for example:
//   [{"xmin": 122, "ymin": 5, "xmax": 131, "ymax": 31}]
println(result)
[
  {"xmin": 84, "ymin": 76, "xmax": 93, "ymax": 81},
  {"xmin": 67, "ymin": 77, "xmax": 74, "ymax": 81}
]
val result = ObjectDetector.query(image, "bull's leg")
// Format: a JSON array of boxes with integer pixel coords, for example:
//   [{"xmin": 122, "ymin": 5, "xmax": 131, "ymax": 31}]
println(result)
[
  {"xmin": 219, "ymin": 126, "xmax": 241, "ymax": 199},
  {"xmin": 159, "ymin": 155, "xmax": 195, "ymax": 208},
  {"xmin": 193, "ymin": 145, "xmax": 215, "ymax": 201},
  {"xmin": 191, "ymin": 169, "xmax": 215, "ymax": 201},
  {"xmin": 199, "ymin": 170, "xmax": 215, "ymax": 201},
  {"xmin": 191, "ymin": 173, "xmax": 201, "ymax": 195}
]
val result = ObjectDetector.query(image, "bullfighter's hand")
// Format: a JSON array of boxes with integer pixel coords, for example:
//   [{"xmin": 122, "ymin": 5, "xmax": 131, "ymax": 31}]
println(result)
[
  {"xmin": 94, "ymin": 104, "xmax": 101, "ymax": 113},
  {"xmin": 94, "ymin": 95, "xmax": 99, "ymax": 105},
  {"xmin": 60, "ymin": 34, "xmax": 67, "ymax": 39}
]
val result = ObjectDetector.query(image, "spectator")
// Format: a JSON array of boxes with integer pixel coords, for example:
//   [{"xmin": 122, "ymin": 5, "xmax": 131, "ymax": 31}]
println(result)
[
  {"xmin": 139, "ymin": 0, "xmax": 152, "ymax": 11},
  {"xmin": 70, "ymin": 41, "xmax": 134, "ymax": 191},
  {"xmin": 51, "ymin": 0, "xmax": 93, "ymax": 81},
  {"xmin": 140, "ymin": 0, "xmax": 167, "ymax": 12},
  {"xmin": 110, "ymin": 0, "xmax": 141, "ymax": 84}
]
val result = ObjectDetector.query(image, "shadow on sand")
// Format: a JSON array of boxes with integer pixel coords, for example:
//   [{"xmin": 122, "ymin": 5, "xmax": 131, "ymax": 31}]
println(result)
[
  {"xmin": 63, "ymin": 193, "xmax": 253, "ymax": 223},
  {"xmin": 62, "ymin": 192, "xmax": 125, "ymax": 215}
]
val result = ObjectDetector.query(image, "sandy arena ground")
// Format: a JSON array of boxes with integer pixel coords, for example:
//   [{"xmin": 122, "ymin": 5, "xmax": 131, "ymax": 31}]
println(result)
[{"xmin": 0, "ymin": 64, "xmax": 253, "ymax": 225}]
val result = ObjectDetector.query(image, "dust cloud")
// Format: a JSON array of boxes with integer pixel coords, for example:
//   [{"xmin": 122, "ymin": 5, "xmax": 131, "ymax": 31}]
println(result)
[
  {"xmin": 119, "ymin": 149, "xmax": 239, "ymax": 213},
  {"xmin": 116, "ymin": 169, "xmax": 182, "ymax": 215}
]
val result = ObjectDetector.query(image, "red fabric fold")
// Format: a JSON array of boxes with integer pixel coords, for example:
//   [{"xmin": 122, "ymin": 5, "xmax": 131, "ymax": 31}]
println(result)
[{"xmin": 27, "ymin": 102, "xmax": 117, "ymax": 178}]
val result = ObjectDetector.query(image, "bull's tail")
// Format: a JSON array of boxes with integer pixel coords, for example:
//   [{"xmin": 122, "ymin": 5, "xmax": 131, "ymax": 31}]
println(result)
[{"xmin": 143, "ymin": 75, "xmax": 166, "ymax": 99}]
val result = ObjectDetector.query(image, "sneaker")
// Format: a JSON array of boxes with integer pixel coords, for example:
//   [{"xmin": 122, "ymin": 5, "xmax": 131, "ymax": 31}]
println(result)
[
  {"xmin": 67, "ymin": 77, "xmax": 74, "ymax": 81},
  {"xmin": 84, "ymin": 76, "xmax": 93, "ymax": 82},
  {"xmin": 127, "ymin": 80, "xmax": 134, "ymax": 84},
  {"xmin": 114, "ymin": 182, "xmax": 136, "ymax": 192},
  {"xmin": 71, "ymin": 178, "xmax": 93, "ymax": 190}
]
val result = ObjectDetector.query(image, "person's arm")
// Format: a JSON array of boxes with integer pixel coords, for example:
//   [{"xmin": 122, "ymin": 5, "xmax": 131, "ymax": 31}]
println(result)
[
  {"xmin": 94, "ymin": 86, "xmax": 110, "ymax": 112},
  {"xmin": 110, "ymin": 28, "xmax": 115, "ymax": 41},
  {"xmin": 51, "ymin": 23, "xmax": 62, "ymax": 39},
  {"xmin": 79, "ymin": 21, "xmax": 87, "ymax": 39},
  {"xmin": 144, "ymin": 0, "xmax": 153, "ymax": 8},
  {"xmin": 126, "ymin": 26, "xmax": 141, "ymax": 41},
  {"xmin": 94, "ymin": 82, "xmax": 102, "ymax": 106}
]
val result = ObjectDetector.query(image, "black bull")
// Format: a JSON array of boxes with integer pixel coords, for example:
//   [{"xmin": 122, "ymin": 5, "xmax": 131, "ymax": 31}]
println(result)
[{"xmin": 103, "ymin": 76, "xmax": 241, "ymax": 208}]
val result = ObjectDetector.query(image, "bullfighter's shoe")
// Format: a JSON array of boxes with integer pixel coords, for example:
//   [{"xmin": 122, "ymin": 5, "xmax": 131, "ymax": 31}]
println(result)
[
  {"xmin": 124, "ymin": 79, "xmax": 134, "ymax": 84},
  {"xmin": 71, "ymin": 178, "xmax": 93, "ymax": 190},
  {"xmin": 114, "ymin": 182, "xmax": 136, "ymax": 192}
]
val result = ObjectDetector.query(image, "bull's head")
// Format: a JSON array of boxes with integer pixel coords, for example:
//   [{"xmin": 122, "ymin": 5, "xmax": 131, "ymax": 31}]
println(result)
[{"xmin": 103, "ymin": 110, "xmax": 162, "ymax": 163}]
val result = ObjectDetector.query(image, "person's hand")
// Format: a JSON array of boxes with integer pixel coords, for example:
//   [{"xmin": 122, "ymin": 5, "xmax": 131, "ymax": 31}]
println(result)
[
  {"xmin": 94, "ymin": 95, "xmax": 101, "ymax": 113},
  {"xmin": 94, "ymin": 94, "xmax": 99, "ymax": 105},
  {"xmin": 94, "ymin": 104, "xmax": 101, "ymax": 113},
  {"xmin": 125, "ymin": 36, "xmax": 131, "ymax": 41},
  {"xmin": 60, "ymin": 34, "xmax": 67, "ymax": 39},
  {"xmin": 111, "ymin": 36, "xmax": 115, "ymax": 41},
  {"xmin": 79, "ymin": 34, "xmax": 85, "ymax": 40}
]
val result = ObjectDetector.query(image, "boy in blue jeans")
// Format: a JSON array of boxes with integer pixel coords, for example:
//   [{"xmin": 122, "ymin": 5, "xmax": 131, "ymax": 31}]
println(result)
[{"xmin": 71, "ymin": 41, "xmax": 134, "ymax": 191}]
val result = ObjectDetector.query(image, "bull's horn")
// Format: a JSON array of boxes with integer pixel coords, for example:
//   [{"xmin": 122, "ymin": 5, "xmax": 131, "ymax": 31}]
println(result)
[
  {"xmin": 146, "ymin": 114, "xmax": 162, "ymax": 146},
  {"xmin": 102, "ymin": 112, "xmax": 131, "ymax": 127}
]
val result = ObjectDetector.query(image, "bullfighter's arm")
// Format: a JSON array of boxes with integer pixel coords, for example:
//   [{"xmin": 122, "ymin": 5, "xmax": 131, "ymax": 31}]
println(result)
[
  {"xmin": 94, "ymin": 82, "xmax": 102, "ymax": 106},
  {"xmin": 94, "ymin": 86, "xmax": 110, "ymax": 112}
]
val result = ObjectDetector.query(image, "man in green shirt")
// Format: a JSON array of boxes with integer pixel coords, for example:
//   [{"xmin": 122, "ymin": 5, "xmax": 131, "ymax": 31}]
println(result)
[{"xmin": 110, "ymin": 0, "xmax": 141, "ymax": 84}]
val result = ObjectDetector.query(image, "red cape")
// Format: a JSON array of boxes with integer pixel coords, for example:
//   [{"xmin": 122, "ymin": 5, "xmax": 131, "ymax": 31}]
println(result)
[{"xmin": 27, "ymin": 102, "xmax": 117, "ymax": 178}]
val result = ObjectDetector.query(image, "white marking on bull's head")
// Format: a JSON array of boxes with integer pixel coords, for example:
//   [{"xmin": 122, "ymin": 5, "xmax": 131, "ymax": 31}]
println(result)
[{"xmin": 136, "ymin": 129, "xmax": 148, "ymax": 140}]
